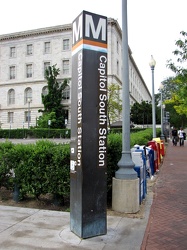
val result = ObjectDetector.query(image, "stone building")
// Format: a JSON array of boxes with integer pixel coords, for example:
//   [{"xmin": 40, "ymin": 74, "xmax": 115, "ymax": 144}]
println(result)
[{"xmin": 0, "ymin": 18, "xmax": 151, "ymax": 129}]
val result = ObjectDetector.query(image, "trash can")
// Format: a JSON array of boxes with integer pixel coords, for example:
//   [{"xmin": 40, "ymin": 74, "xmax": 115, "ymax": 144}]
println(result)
[{"xmin": 131, "ymin": 151, "xmax": 144, "ymax": 204}]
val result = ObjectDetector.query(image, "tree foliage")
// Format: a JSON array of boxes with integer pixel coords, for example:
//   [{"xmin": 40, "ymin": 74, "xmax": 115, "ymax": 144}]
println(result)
[
  {"xmin": 107, "ymin": 84, "xmax": 122, "ymax": 128},
  {"xmin": 165, "ymin": 31, "xmax": 187, "ymax": 126},
  {"xmin": 167, "ymin": 31, "xmax": 187, "ymax": 76},
  {"xmin": 38, "ymin": 65, "xmax": 68, "ymax": 128},
  {"xmin": 130, "ymin": 101, "xmax": 152, "ymax": 126}
]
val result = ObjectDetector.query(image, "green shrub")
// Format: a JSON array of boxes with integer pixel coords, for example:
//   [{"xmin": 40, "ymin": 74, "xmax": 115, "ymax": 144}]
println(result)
[
  {"xmin": 45, "ymin": 143, "xmax": 70, "ymax": 203},
  {"xmin": 13, "ymin": 140, "xmax": 70, "ymax": 200},
  {"xmin": 0, "ymin": 128, "xmax": 160, "ymax": 206},
  {"xmin": 0, "ymin": 141, "xmax": 15, "ymax": 189}
]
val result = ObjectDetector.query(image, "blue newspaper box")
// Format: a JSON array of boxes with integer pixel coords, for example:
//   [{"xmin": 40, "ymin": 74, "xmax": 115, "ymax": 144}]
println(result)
[
  {"xmin": 134, "ymin": 146, "xmax": 147, "ymax": 199},
  {"xmin": 146, "ymin": 146, "xmax": 155, "ymax": 176},
  {"xmin": 131, "ymin": 151, "xmax": 144, "ymax": 204},
  {"xmin": 139, "ymin": 146, "xmax": 154, "ymax": 178}
]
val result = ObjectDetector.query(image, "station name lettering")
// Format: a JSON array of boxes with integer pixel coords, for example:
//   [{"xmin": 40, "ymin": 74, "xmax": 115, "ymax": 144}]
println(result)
[
  {"xmin": 98, "ymin": 55, "xmax": 107, "ymax": 167},
  {"xmin": 77, "ymin": 51, "xmax": 83, "ymax": 167}
]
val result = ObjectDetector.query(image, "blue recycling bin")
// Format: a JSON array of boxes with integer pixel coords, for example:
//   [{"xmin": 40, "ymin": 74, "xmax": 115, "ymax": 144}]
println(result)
[
  {"xmin": 131, "ymin": 151, "xmax": 144, "ymax": 204},
  {"xmin": 134, "ymin": 147, "xmax": 147, "ymax": 199}
]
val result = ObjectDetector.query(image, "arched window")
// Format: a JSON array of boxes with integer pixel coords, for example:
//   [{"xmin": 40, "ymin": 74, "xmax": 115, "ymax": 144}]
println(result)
[
  {"xmin": 8, "ymin": 89, "xmax": 15, "ymax": 105},
  {"xmin": 41, "ymin": 86, "xmax": 48, "ymax": 103},
  {"xmin": 25, "ymin": 87, "xmax": 32, "ymax": 104}
]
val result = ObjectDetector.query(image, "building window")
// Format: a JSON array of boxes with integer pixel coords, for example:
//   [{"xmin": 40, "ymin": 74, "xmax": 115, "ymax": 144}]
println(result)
[
  {"xmin": 10, "ymin": 66, "xmax": 16, "ymax": 79},
  {"xmin": 25, "ymin": 87, "xmax": 32, "ymax": 104},
  {"xmin": 117, "ymin": 40, "xmax": 119, "ymax": 53},
  {"xmin": 8, "ymin": 112, "xmax": 14, "ymax": 123},
  {"xmin": 25, "ymin": 111, "xmax": 31, "ymax": 122},
  {"xmin": 44, "ymin": 62, "xmax": 50, "ymax": 76},
  {"xmin": 26, "ymin": 64, "xmax": 32, "ymax": 78},
  {"xmin": 27, "ymin": 44, "xmax": 33, "ymax": 55},
  {"xmin": 44, "ymin": 42, "xmax": 51, "ymax": 54},
  {"xmin": 63, "ymin": 60, "xmax": 69, "ymax": 74},
  {"xmin": 63, "ymin": 39, "xmax": 70, "ymax": 50},
  {"xmin": 62, "ymin": 85, "xmax": 70, "ymax": 100},
  {"xmin": 8, "ymin": 89, "xmax": 15, "ymax": 105},
  {"xmin": 10, "ymin": 47, "xmax": 16, "ymax": 58},
  {"xmin": 117, "ymin": 60, "xmax": 119, "ymax": 75}
]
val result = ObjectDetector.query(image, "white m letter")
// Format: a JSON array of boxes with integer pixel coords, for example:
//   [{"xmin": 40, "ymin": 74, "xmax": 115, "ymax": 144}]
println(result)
[
  {"xmin": 85, "ymin": 14, "xmax": 106, "ymax": 41},
  {"xmin": 73, "ymin": 15, "xmax": 83, "ymax": 44}
]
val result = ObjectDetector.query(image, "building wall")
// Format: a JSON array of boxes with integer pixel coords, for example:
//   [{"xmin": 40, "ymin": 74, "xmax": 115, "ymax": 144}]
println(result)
[{"xmin": 0, "ymin": 19, "xmax": 151, "ymax": 129}]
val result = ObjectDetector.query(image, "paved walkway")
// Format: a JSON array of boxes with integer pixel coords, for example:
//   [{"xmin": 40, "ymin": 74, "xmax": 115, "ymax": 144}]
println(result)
[
  {"xmin": 0, "ymin": 203, "xmax": 151, "ymax": 250},
  {"xmin": 141, "ymin": 139, "xmax": 187, "ymax": 250}
]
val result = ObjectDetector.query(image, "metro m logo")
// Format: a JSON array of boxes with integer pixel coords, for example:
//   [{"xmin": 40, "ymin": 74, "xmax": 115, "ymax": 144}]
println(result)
[
  {"xmin": 72, "ymin": 11, "xmax": 107, "ymax": 46},
  {"xmin": 72, "ymin": 14, "xmax": 83, "ymax": 45},
  {"xmin": 85, "ymin": 14, "xmax": 106, "ymax": 41}
]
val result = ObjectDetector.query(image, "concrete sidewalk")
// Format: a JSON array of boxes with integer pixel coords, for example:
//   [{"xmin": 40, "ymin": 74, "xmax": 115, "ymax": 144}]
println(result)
[{"xmin": 0, "ymin": 198, "xmax": 152, "ymax": 250}]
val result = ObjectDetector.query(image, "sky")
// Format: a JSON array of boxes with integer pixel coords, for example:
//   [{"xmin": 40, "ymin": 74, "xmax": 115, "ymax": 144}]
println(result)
[{"xmin": 0, "ymin": 0, "xmax": 186, "ymax": 93}]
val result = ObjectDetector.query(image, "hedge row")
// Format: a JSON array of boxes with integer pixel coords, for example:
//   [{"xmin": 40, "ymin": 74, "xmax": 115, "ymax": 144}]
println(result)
[
  {"xmin": 0, "ymin": 128, "xmax": 158, "ymax": 205},
  {"xmin": 0, "ymin": 140, "xmax": 70, "ymax": 203},
  {"xmin": 0, "ymin": 127, "xmax": 143, "ymax": 140},
  {"xmin": 0, "ymin": 128, "xmax": 71, "ymax": 139}
]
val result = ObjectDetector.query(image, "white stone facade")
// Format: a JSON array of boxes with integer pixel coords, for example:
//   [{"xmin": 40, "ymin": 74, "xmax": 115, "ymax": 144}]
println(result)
[{"xmin": 0, "ymin": 19, "xmax": 151, "ymax": 129}]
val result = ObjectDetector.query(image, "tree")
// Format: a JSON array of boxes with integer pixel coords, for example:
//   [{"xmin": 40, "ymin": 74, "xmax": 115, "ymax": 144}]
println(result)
[
  {"xmin": 107, "ymin": 84, "xmax": 122, "ymax": 128},
  {"xmin": 167, "ymin": 31, "xmax": 187, "ymax": 77},
  {"xmin": 38, "ymin": 65, "xmax": 68, "ymax": 128},
  {"xmin": 166, "ymin": 31, "xmax": 187, "ymax": 122},
  {"xmin": 156, "ymin": 78, "xmax": 187, "ymax": 128},
  {"xmin": 130, "ymin": 100, "xmax": 152, "ymax": 126}
]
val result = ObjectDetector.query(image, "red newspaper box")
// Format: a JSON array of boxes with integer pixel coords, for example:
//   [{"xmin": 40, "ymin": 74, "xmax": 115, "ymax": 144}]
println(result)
[{"xmin": 148, "ymin": 140, "xmax": 159, "ymax": 172}]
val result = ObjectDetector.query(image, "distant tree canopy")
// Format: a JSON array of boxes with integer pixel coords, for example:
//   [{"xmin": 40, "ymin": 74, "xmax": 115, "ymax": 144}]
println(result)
[
  {"xmin": 38, "ymin": 65, "xmax": 68, "ymax": 129},
  {"xmin": 130, "ymin": 100, "xmax": 153, "ymax": 126},
  {"xmin": 156, "ymin": 77, "xmax": 187, "ymax": 128},
  {"xmin": 163, "ymin": 31, "xmax": 187, "ymax": 127}
]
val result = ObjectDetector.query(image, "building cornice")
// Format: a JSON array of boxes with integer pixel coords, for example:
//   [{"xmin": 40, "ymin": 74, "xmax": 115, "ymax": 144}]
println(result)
[
  {"xmin": 107, "ymin": 18, "xmax": 122, "ymax": 39},
  {"xmin": 129, "ymin": 52, "xmax": 151, "ymax": 99},
  {"xmin": 0, "ymin": 24, "xmax": 72, "ymax": 41},
  {"xmin": 0, "ymin": 18, "xmax": 121, "ymax": 42}
]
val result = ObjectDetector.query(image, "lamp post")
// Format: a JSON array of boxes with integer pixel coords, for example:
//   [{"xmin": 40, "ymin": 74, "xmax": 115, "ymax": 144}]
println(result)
[
  {"xmin": 28, "ymin": 98, "xmax": 31, "ymax": 129},
  {"xmin": 112, "ymin": 0, "xmax": 139, "ymax": 214},
  {"xmin": 115, "ymin": 0, "xmax": 137, "ymax": 180},
  {"xmin": 159, "ymin": 83, "xmax": 165, "ymax": 140},
  {"xmin": 149, "ymin": 55, "xmax": 156, "ymax": 138}
]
